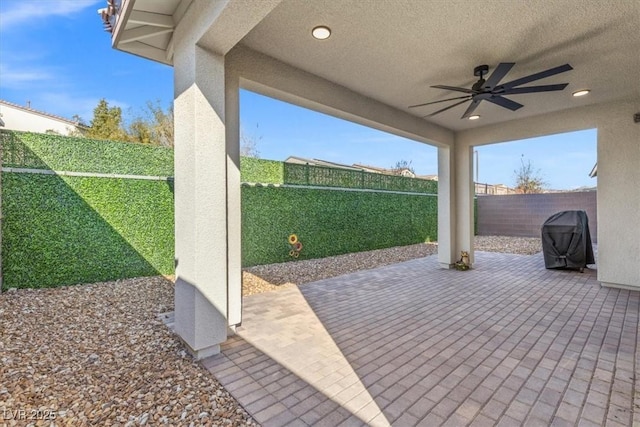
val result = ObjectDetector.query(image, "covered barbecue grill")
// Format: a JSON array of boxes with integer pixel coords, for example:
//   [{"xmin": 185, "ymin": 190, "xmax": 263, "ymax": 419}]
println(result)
[{"xmin": 541, "ymin": 210, "xmax": 595, "ymax": 271}]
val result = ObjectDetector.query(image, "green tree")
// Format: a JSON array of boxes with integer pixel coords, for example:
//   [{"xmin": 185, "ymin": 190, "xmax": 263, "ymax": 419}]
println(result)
[
  {"xmin": 148, "ymin": 102, "xmax": 174, "ymax": 148},
  {"xmin": 514, "ymin": 157, "xmax": 546, "ymax": 193},
  {"xmin": 127, "ymin": 101, "xmax": 174, "ymax": 147},
  {"xmin": 127, "ymin": 117, "xmax": 153, "ymax": 145},
  {"xmin": 86, "ymin": 99, "xmax": 128, "ymax": 141}
]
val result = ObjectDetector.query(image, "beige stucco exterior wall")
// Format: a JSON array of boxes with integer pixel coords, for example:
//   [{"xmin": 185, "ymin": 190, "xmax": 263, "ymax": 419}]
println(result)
[
  {"xmin": 0, "ymin": 103, "xmax": 78, "ymax": 135},
  {"xmin": 457, "ymin": 100, "xmax": 640, "ymax": 290},
  {"xmin": 596, "ymin": 104, "xmax": 640, "ymax": 290}
]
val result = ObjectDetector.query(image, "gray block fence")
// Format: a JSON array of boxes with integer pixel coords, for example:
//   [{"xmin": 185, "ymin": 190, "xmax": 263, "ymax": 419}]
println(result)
[{"xmin": 476, "ymin": 191, "xmax": 597, "ymax": 242}]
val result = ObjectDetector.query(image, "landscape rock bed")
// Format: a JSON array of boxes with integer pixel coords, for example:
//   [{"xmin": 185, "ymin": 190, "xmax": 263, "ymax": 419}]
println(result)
[{"xmin": 0, "ymin": 277, "xmax": 256, "ymax": 427}]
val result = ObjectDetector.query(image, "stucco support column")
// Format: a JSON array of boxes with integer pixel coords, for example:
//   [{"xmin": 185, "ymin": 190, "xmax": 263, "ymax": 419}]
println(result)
[
  {"xmin": 438, "ymin": 142, "xmax": 475, "ymax": 268},
  {"xmin": 173, "ymin": 43, "xmax": 240, "ymax": 359},
  {"xmin": 455, "ymin": 142, "xmax": 475, "ymax": 266},
  {"xmin": 225, "ymin": 68, "xmax": 242, "ymax": 328},
  {"xmin": 438, "ymin": 146, "xmax": 456, "ymax": 268}
]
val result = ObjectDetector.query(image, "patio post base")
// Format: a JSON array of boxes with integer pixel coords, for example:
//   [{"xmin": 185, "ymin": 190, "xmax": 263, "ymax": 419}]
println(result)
[
  {"xmin": 601, "ymin": 281, "xmax": 640, "ymax": 292},
  {"xmin": 439, "ymin": 262, "xmax": 455, "ymax": 269},
  {"xmin": 180, "ymin": 340, "xmax": 221, "ymax": 360}
]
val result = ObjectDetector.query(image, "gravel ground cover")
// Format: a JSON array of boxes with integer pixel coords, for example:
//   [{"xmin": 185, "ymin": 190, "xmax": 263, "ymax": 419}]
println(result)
[
  {"xmin": 243, "ymin": 235, "xmax": 542, "ymax": 296},
  {"xmin": 0, "ymin": 277, "xmax": 256, "ymax": 427},
  {"xmin": 1, "ymin": 236, "xmax": 541, "ymax": 425}
]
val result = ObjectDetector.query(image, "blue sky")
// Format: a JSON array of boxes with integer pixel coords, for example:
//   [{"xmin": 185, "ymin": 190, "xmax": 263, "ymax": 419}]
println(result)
[{"xmin": 0, "ymin": 0, "xmax": 597, "ymax": 190}]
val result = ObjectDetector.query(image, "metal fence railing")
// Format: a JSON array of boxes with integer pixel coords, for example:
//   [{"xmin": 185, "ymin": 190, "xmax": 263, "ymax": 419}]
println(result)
[{"xmin": 283, "ymin": 162, "xmax": 437, "ymax": 194}]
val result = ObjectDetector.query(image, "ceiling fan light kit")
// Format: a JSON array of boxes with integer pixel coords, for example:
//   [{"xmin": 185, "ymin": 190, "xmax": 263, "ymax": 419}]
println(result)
[{"xmin": 410, "ymin": 62, "xmax": 573, "ymax": 119}]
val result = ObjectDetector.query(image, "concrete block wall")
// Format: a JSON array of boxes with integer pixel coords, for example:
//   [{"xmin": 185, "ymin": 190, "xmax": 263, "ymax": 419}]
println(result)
[{"xmin": 477, "ymin": 192, "xmax": 597, "ymax": 242}]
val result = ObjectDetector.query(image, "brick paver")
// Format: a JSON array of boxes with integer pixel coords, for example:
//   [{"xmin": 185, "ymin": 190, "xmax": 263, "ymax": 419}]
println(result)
[{"xmin": 203, "ymin": 251, "xmax": 639, "ymax": 426}]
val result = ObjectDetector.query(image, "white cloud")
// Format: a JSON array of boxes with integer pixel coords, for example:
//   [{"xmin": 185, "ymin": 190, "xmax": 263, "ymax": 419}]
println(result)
[
  {"xmin": 0, "ymin": 63, "xmax": 55, "ymax": 86},
  {"xmin": 0, "ymin": 0, "xmax": 101, "ymax": 29}
]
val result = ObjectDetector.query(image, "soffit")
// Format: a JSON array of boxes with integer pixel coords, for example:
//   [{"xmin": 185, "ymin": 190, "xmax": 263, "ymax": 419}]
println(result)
[{"xmin": 111, "ymin": 0, "xmax": 188, "ymax": 64}]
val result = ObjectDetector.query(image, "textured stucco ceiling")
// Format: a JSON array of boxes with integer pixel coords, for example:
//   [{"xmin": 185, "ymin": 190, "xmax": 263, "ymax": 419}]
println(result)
[
  {"xmin": 113, "ymin": 0, "xmax": 639, "ymax": 132},
  {"xmin": 239, "ymin": 0, "xmax": 640, "ymax": 131}
]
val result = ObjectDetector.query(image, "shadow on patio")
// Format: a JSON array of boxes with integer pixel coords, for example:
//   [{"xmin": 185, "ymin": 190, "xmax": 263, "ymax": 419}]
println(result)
[{"xmin": 203, "ymin": 251, "xmax": 639, "ymax": 427}]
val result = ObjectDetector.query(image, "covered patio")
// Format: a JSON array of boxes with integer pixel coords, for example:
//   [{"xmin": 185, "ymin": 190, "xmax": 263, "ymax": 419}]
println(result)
[
  {"xmin": 108, "ymin": 0, "xmax": 639, "ymax": 372},
  {"xmin": 204, "ymin": 251, "xmax": 639, "ymax": 426}
]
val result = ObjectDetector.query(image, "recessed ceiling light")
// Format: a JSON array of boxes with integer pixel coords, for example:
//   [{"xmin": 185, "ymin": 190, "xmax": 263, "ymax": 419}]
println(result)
[
  {"xmin": 312, "ymin": 26, "xmax": 331, "ymax": 40},
  {"xmin": 468, "ymin": 115, "xmax": 481, "ymax": 120},
  {"xmin": 572, "ymin": 89, "xmax": 590, "ymax": 97}
]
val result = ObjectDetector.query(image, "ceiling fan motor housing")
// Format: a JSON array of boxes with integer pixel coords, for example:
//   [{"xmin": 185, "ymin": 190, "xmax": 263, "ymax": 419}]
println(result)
[
  {"xmin": 472, "ymin": 65, "xmax": 489, "ymax": 91},
  {"xmin": 474, "ymin": 65, "xmax": 489, "ymax": 77}
]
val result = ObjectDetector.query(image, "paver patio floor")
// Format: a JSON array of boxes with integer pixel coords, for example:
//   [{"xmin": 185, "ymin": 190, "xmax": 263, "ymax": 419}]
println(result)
[{"xmin": 202, "ymin": 252, "xmax": 639, "ymax": 426}]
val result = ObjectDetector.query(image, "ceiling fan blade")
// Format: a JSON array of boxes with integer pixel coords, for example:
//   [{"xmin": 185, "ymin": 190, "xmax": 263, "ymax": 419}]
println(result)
[
  {"xmin": 485, "ymin": 95, "xmax": 524, "ymax": 111},
  {"xmin": 501, "ymin": 83, "xmax": 569, "ymax": 95},
  {"xmin": 409, "ymin": 95, "xmax": 471, "ymax": 108},
  {"xmin": 431, "ymin": 85, "xmax": 476, "ymax": 94},
  {"xmin": 425, "ymin": 99, "xmax": 471, "ymax": 117},
  {"xmin": 483, "ymin": 62, "xmax": 515, "ymax": 90},
  {"xmin": 500, "ymin": 64, "xmax": 573, "ymax": 90},
  {"xmin": 461, "ymin": 99, "xmax": 482, "ymax": 119}
]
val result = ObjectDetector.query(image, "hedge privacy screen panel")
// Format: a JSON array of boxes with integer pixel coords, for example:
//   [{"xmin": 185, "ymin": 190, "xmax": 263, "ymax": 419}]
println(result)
[
  {"xmin": 2, "ymin": 131, "xmax": 173, "ymax": 176},
  {"xmin": 240, "ymin": 157, "xmax": 284, "ymax": 184},
  {"xmin": 239, "ymin": 157, "xmax": 439, "ymax": 194},
  {"xmin": 1, "ymin": 131, "xmax": 174, "ymax": 290},
  {"xmin": 2, "ymin": 131, "xmax": 441, "ymax": 287},
  {"xmin": 242, "ymin": 185, "xmax": 438, "ymax": 266},
  {"xmin": 283, "ymin": 162, "xmax": 438, "ymax": 193}
]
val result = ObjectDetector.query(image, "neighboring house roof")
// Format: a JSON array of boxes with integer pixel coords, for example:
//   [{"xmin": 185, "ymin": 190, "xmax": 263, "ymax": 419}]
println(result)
[
  {"xmin": 589, "ymin": 163, "xmax": 597, "ymax": 178},
  {"xmin": 352, "ymin": 163, "xmax": 416, "ymax": 177},
  {"xmin": 0, "ymin": 99, "xmax": 81, "ymax": 128},
  {"xmin": 284, "ymin": 156, "xmax": 363, "ymax": 171},
  {"xmin": 0, "ymin": 99, "xmax": 86, "ymax": 136},
  {"xmin": 420, "ymin": 174, "xmax": 438, "ymax": 181}
]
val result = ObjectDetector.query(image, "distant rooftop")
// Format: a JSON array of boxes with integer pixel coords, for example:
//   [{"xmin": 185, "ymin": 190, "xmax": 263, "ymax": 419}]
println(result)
[{"xmin": 0, "ymin": 99, "xmax": 84, "ymax": 128}]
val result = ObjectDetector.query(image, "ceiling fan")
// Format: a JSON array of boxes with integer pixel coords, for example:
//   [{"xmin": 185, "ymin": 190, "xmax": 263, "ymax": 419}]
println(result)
[{"xmin": 409, "ymin": 62, "xmax": 573, "ymax": 119}]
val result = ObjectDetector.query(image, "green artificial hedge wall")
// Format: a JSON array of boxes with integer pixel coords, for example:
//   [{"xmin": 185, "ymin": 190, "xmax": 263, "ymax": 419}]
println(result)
[
  {"xmin": 2, "ymin": 173, "xmax": 174, "ymax": 289},
  {"xmin": 2, "ymin": 131, "xmax": 173, "ymax": 176},
  {"xmin": 1, "ymin": 131, "xmax": 175, "ymax": 290},
  {"xmin": 283, "ymin": 162, "xmax": 438, "ymax": 193},
  {"xmin": 240, "ymin": 157, "xmax": 284, "ymax": 184},
  {"xmin": 241, "ymin": 185, "xmax": 437, "ymax": 266},
  {"xmin": 0, "ymin": 131, "xmax": 449, "ymax": 287}
]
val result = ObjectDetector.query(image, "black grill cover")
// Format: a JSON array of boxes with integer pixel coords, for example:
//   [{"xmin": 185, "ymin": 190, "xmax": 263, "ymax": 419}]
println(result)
[{"xmin": 541, "ymin": 210, "xmax": 595, "ymax": 270}]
